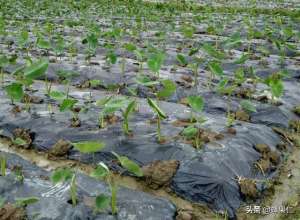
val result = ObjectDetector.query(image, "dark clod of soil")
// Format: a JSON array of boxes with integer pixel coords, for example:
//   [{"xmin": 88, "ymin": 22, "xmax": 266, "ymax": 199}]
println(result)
[
  {"xmin": 198, "ymin": 129, "xmax": 224, "ymax": 143},
  {"xmin": 227, "ymin": 127, "xmax": 237, "ymax": 135},
  {"xmin": 0, "ymin": 204, "xmax": 27, "ymax": 220},
  {"xmin": 48, "ymin": 139, "xmax": 72, "ymax": 158},
  {"xmin": 142, "ymin": 160, "xmax": 180, "ymax": 189},
  {"xmin": 22, "ymin": 94, "xmax": 44, "ymax": 104},
  {"xmin": 235, "ymin": 110, "xmax": 250, "ymax": 122},
  {"xmin": 238, "ymin": 178, "xmax": 259, "ymax": 199},
  {"xmin": 289, "ymin": 120, "xmax": 300, "ymax": 132},
  {"xmin": 254, "ymin": 143, "xmax": 280, "ymax": 173},
  {"xmin": 12, "ymin": 128, "xmax": 33, "ymax": 149}
]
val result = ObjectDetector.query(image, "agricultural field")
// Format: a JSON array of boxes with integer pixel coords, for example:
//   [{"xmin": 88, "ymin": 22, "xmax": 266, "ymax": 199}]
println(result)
[{"xmin": 0, "ymin": 0, "xmax": 299, "ymax": 219}]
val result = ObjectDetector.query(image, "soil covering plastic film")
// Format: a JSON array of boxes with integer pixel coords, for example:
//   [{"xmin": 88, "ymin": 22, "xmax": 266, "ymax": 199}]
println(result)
[{"xmin": 0, "ymin": 0, "xmax": 299, "ymax": 219}]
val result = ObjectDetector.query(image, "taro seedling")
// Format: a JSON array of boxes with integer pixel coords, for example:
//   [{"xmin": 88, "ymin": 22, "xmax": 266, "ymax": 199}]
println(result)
[
  {"xmin": 55, "ymin": 70, "xmax": 79, "ymax": 98},
  {"xmin": 52, "ymin": 34, "xmax": 65, "ymax": 60},
  {"xmin": 264, "ymin": 73, "xmax": 284, "ymax": 102},
  {"xmin": 0, "ymin": 55, "xmax": 9, "ymax": 86},
  {"xmin": 185, "ymin": 95, "xmax": 205, "ymax": 148},
  {"xmin": 51, "ymin": 168, "xmax": 77, "ymax": 206},
  {"xmin": 147, "ymin": 98, "xmax": 167, "ymax": 142},
  {"xmin": 90, "ymin": 162, "xmax": 117, "ymax": 215},
  {"xmin": 17, "ymin": 29, "xmax": 30, "ymax": 53},
  {"xmin": 121, "ymin": 42, "xmax": 137, "ymax": 76},
  {"xmin": 82, "ymin": 32, "xmax": 98, "ymax": 63},
  {"xmin": 147, "ymin": 51, "xmax": 165, "ymax": 78},
  {"xmin": 122, "ymin": 100, "xmax": 137, "ymax": 135},
  {"xmin": 0, "ymin": 155, "xmax": 6, "ymax": 176},
  {"xmin": 59, "ymin": 98, "xmax": 80, "ymax": 127},
  {"xmin": 96, "ymin": 96, "xmax": 128, "ymax": 129},
  {"xmin": 5, "ymin": 82, "xmax": 24, "ymax": 105},
  {"xmin": 36, "ymin": 33, "xmax": 51, "ymax": 55}
]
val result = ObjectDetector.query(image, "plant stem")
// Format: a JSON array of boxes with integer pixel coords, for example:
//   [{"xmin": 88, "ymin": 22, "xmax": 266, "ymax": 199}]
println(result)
[
  {"xmin": 110, "ymin": 176, "xmax": 117, "ymax": 215},
  {"xmin": 157, "ymin": 116, "xmax": 161, "ymax": 142},
  {"xmin": 70, "ymin": 174, "xmax": 77, "ymax": 207},
  {"xmin": 0, "ymin": 156, "xmax": 6, "ymax": 176}
]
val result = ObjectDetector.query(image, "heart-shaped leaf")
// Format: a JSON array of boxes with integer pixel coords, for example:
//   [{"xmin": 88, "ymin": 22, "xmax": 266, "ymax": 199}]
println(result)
[
  {"xmin": 24, "ymin": 59, "xmax": 49, "ymax": 79},
  {"xmin": 187, "ymin": 96, "xmax": 204, "ymax": 113},
  {"xmin": 73, "ymin": 141, "xmax": 105, "ymax": 153}
]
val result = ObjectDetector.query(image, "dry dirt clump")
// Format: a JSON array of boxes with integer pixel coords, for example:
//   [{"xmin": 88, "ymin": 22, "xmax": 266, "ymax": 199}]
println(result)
[
  {"xmin": 235, "ymin": 110, "xmax": 251, "ymax": 122},
  {"xmin": 21, "ymin": 94, "xmax": 44, "ymax": 104},
  {"xmin": 48, "ymin": 139, "xmax": 72, "ymax": 159},
  {"xmin": 142, "ymin": 160, "xmax": 179, "ymax": 189},
  {"xmin": 238, "ymin": 177, "xmax": 259, "ymax": 199},
  {"xmin": 254, "ymin": 143, "xmax": 280, "ymax": 174},
  {"xmin": 0, "ymin": 204, "xmax": 27, "ymax": 220},
  {"xmin": 198, "ymin": 128, "xmax": 224, "ymax": 143},
  {"xmin": 12, "ymin": 128, "xmax": 33, "ymax": 149}
]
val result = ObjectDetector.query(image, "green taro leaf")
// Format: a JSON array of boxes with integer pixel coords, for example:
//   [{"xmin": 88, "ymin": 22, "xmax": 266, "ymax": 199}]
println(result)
[
  {"xmin": 13, "ymin": 138, "xmax": 27, "ymax": 146},
  {"xmin": 135, "ymin": 75, "xmax": 159, "ymax": 87},
  {"xmin": 176, "ymin": 54, "xmax": 188, "ymax": 66},
  {"xmin": 202, "ymin": 43, "xmax": 225, "ymax": 60},
  {"xmin": 107, "ymin": 51, "xmax": 117, "ymax": 64},
  {"xmin": 15, "ymin": 197, "xmax": 39, "ymax": 207},
  {"xmin": 123, "ymin": 100, "xmax": 136, "ymax": 119},
  {"xmin": 208, "ymin": 61, "xmax": 223, "ymax": 77},
  {"xmin": 91, "ymin": 163, "xmax": 109, "ymax": 179},
  {"xmin": 123, "ymin": 43, "xmax": 136, "ymax": 52},
  {"xmin": 182, "ymin": 125, "xmax": 198, "ymax": 139},
  {"xmin": 37, "ymin": 37, "xmax": 51, "ymax": 49},
  {"xmin": 95, "ymin": 194, "xmax": 110, "ymax": 211},
  {"xmin": 73, "ymin": 141, "xmax": 105, "ymax": 153},
  {"xmin": 187, "ymin": 96, "xmax": 204, "ymax": 113},
  {"xmin": 5, "ymin": 83, "xmax": 24, "ymax": 102},
  {"xmin": 49, "ymin": 91, "xmax": 66, "ymax": 100},
  {"xmin": 147, "ymin": 52, "xmax": 165, "ymax": 73},
  {"xmin": 24, "ymin": 59, "xmax": 49, "ymax": 79},
  {"xmin": 51, "ymin": 168, "xmax": 73, "ymax": 184},
  {"xmin": 59, "ymin": 98, "xmax": 77, "ymax": 111},
  {"xmin": 147, "ymin": 98, "xmax": 167, "ymax": 119},
  {"xmin": 234, "ymin": 53, "xmax": 250, "ymax": 65},
  {"xmin": 157, "ymin": 79, "xmax": 176, "ymax": 99},
  {"xmin": 269, "ymin": 79, "xmax": 284, "ymax": 98},
  {"xmin": 240, "ymin": 100, "xmax": 257, "ymax": 113},
  {"xmin": 0, "ymin": 55, "xmax": 9, "ymax": 68},
  {"xmin": 112, "ymin": 152, "xmax": 143, "ymax": 177}
]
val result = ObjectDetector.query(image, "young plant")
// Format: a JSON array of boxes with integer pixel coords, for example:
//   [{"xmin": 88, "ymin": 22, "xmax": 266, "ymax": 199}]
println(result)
[
  {"xmin": 51, "ymin": 168, "xmax": 77, "ymax": 206},
  {"xmin": 59, "ymin": 98, "xmax": 80, "ymax": 127},
  {"xmin": 91, "ymin": 162, "xmax": 117, "ymax": 215},
  {"xmin": 0, "ymin": 55, "xmax": 9, "ymax": 86},
  {"xmin": 96, "ymin": 96, "xmax": 128, "ymax": 129},
  {"xmin": 147, "ymin": 51, "xmax": 165, "ymax": 78},
  {"xmin": 0, "ymin": 155, "xmax": 6, "ymax": 176},
  {"xmin": 122, "ymin": 100, "xmax": 137, "ymax": 135},
  {"xmin": 82, "ymin": 32, "xmax": 98, "ymax": 63},
  {"xmin": 5, "ymin": 83, "xmax": 24, "ymax": 105},
  {"xmin": 147, "ymin": 98, "xmax": 167, "ymax": 142},
  {"xmin": 186, "ymin": 95, "xmax": 205, "ymax": 148}
]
